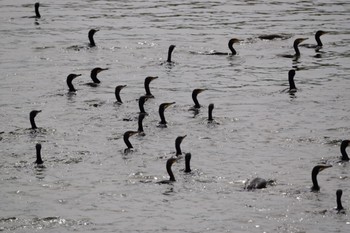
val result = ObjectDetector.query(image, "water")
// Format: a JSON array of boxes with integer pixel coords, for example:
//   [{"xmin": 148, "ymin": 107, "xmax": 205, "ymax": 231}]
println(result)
[{"xmin": 1, "ymin": 0, "xmax": 350, "ymax": 232}]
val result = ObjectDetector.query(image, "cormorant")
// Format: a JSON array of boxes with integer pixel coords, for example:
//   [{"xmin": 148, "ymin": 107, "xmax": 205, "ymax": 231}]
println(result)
[
  {"xmin": 208, "ymin": 103, "xmax": 214, "ymax": 122},
  {"xmin": 157, "ymin": 158, "xmax": 177, "ymax": 184},
  {"xmin": 246, "ymin": 177, "xmax": 268, "ymax": 190},
  {"xmin": 167, "ymin": 45, "xmax": 176, "ymax": 63},
  {"xmin": 158, "ymin": 102, "xmax": 175, "ymax": 126},
  {"xmin": 29, "ymin": 110, "xmax": 41, "ymax": 129},
  {"xmin": 66, "ymin": 74, "xmax": 81, "ymax": 92},
  {"xmin": 139, "ymin": 96, "xmax": 149, "ymax": 114},
  {"xmin": 311, "ymin": 164, "xmax": 332, "ymax": 192},
  {"xmin": 144, "ymin": 76, "xmax": 158, "ymax": 98},
  {"xmin": 300, "ymin": 31, "xmax": 327, "ymax": 49},
  {"xmin": 123, "ymin": 131, "xmax": 138, "ymax": 153},
  {"xmin": 34, "ymin": 143, "xmax": 43, "ymax": 165},
  {"xmin": 336, "ymin": 189, "xmax": 344, "ymax": 213},
  {"xmin": 87, "ymin": 67, "xmax": 108, "ymax": 86},
  {"xmin": 138, "ymin": 113, "xmax": 146, "ymax": 136},
  {"xmin": 191, "ymin": 89, "xmax": 206, "ymax": 109},
  {"xmin": 175, "ymin": 135, "xmax": 187, "ymax": 157},
  {"xmin": 340, "ymin": 140, "xmax": 349, "ymax": 161},
  {"xmin": 280, "ymin": 38, "xmax": 308, "ymax": 58},
  {"xmin": 210, "ymin": 38, "xmax": 241, "ymax": 55},
  {"xmin": 184, "ymin": 153, "xmax": 191, "ymax": 173},
  {"xmin": 115, "ymin": 85, "xmax": 127, "ymax": 103},
  {"xmin": 88, "ymin": 29, "xmax": 99, "ymax": 47},
  {"xmin": 33, "ymin": 2, "xmax": 40, "ymax": 18}
]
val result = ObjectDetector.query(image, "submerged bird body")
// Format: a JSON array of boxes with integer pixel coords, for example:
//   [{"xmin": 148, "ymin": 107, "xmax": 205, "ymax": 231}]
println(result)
[
  {"xmin": 115, "ymin": 85, "xmax": 126, "ymax": 103},
  {"xmin": 311, "ymin": 164, "xmax": 332, "ymax": 192},
  {"xmin": 167, "ymin": 45, "xmax": 176, "ymax": 63},
  {"xmin": 144, "ymin": 76, "xmax": 158, "ymax": 98},
  {"xmin": 66, "ymin": 74, "xmax": 82, "ymax": 92},
  {"xmin": 246, "ymin": 177, "xmax": 267, "ymax": 190},
  {"xmin": 300, "ymin": 30, "xmax": 327, "ymax": 49},
  {"xmin": 280, "ymin": 38, "xmax": 308, "ymax": 58},
  {"xmin": 158, "ymin": 102, "xmax": 175, "ymax": 126},
  {"xmin": 157, "ymin": 158, "xmax": 177, "ymax": 184},
  {"xmin": 340, "ymin": 140, "xmax": 349, "ymax": 161},
  {"xmin": 29, "ymin": 110, "xmax": 41, "ymax": 129},
  {"xmin": 88, "ymin": 29, "xmax": 99, "ymax": 47},
  {"xmin": 34, "ymin": 143, "xmax": 43, "ymax": 165},
  {"xmin": 175, "ymin": 135, "xmax": 187, "ymax": 157},
  {"xmin": 258, "ymin": 34, "xmax": 285, "ymax": 40}
]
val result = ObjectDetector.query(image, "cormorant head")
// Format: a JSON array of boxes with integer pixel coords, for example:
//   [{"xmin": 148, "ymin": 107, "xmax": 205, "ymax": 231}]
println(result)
[
  {"xmin": 341, "ymin": 140, "xmax": 349, "ymax": 148},
  {"xmin": 160, "ymin": 102, "xmax": 175, "ymax": 110},
  {"xmin": 115, "ymin": 85, "xmax": 127, "ymax": 92},
  {"xmin": 175, "ymin": 135, "xmax": 187, "ymax": 145},
  {"xmin": 124, "ymin": 131, "xmax": 138, "ymax": 139},
  {"xmin": 89, "ymin": 29, "xmax": 99, "ymax": 37},
  {"xmin": 209, "ymin": 103, "xmax": 214, "ymax": 111},
  {"xmin": 294, "ymin": 38, "xmax": 308, "ymax": 45},
  {"xmin": 166, "ymin": 157, "xmax": 177, "ymax": 167},
  {"xmin": 35, "ymin": 2, "xmax": 40, "ymax": 9},
  {"xmin": 288, "ymin": 69, "xmax": 296, "ymax": 78},
  {"xmin": 193, "ymin": 88, "xmax": 206, "ymax": 96},
  {"xmin": 30, "ymin": 110, "xmax": 42, "ymax": 118},
  {"xmin": 36, "ymin": 143, "xmax": 42, "ymax": 151},
  {"xmin": 145, "ymin": 76, "xmax": 158, "ymax": 83},
  {"xmin": 91, "ymin": 67, "xmax": 108, "ymax": 75},
  {"xmin": 316, "ymin": 30, "xmax": 327, "ymax": 37},
  {"xmin": 67, "ymin": 73, "xmax": 81, "ymax": 81},
  {"xmin": 312, "ymin": 164, "xmax": 332, "ymax": 176},
  {"xmin": 185, "ymin": 153, "xmax": 191, "ymax": 161},
  {"xmin": 169, "ymin": 45, "xmax": 176, "ymax": 52},
  {"xmin": 228, "ymin": 38, "xmax": 242, "ymax": 46}
]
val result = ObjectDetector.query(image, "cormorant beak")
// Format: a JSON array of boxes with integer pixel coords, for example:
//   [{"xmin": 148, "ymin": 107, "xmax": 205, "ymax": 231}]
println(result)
[
  {"xmin": 165, "ymin": 102, "xmax": 175, "ymax": 109},
  {"xmin": 182, "ymin": 135, "xmax": 187, "ymax": 139},
  {"xmin": 319, "ymin": 164, "xmax": 332, "ymax": 171},
  {"xmin": 76, "ymin": 74, "xmax": 82, "ymax": 77},
  {"xmin": 150, "ymin": 76, "xmax": 158, "ymax": 80},
  {"xmin": 300, "ymin": 38, "xmax": 308, "ymax": 43},
  {"xmin": 129, "ymin": 131, "xmax": 138, "ymax": 137},
  {"xmin": 198, "ymin": 89, "xmax": 207, "ymax": 94}
]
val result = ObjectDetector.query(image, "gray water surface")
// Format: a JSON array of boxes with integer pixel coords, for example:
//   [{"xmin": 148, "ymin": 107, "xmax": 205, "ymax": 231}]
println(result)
[{"xmin": 1, "ymin": 0, "xmax": 350, "ymax": 232}]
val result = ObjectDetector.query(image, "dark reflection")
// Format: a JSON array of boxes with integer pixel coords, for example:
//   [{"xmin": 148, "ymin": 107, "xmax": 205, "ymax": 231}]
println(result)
[
  {"xmin": 162, "ymin": 187, "xmax": 175, "ymax": 195},
  {"xmin": 34, "ymin": 165, "xmax": 46, "ymax": 180}
]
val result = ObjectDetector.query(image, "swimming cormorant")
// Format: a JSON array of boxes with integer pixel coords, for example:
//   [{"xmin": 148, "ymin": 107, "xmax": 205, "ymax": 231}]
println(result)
[
  {"xmin": 144, "ymin": 76, "xmax": 158, "ymax": 98},
  {"xmin": 246, "ymin": 177, "xmax": 268, "ymax": 190},
  {"xmin": 123, "ymin": 131, "xmax": 138, "ymax": 153},
  {"xmin": 167, "ymin": 45, "xmax": 176, "ymax": 63},
  {"xmin": 300, "ymin": 31, "xmax": 327, "ymax": 49},
  {"xmin": 34, "ymin": 143, "xmax": 43, "ymax": 165},
  {"xmin": 340, "ymin": 140, "xmax": 349, "ymax": 161},
  {"xmin": 158, "ymin": 102, "xmax": 175, "ymax": 126},
  {"xmin": 208, "ymin": 103, "xmax": 214, "ymax": 122},
  {"xmin": 29, "ymin": 110, "xmax": 41, "ymax": 129},
  {"xmin": 87, "ymin": 67, "xmax": 108, "ymax": 86},
  {"xmin": 138, "ymin": 113, "xmax": 146, "ymax": 136},
  {"xmin": 88, "ymin": 29, "xmax": 99, "ymax": 47},
  {"xmin": 115, "ymin": 85, "xmax": 127, "ymax": 103},
  {"xmin": 336, "ymin": 189, "xmax": 344, "ymax": 213},
  {"xmin": 33, "ymin": 2, "xmax": 40, "ymax": 18},
  {"xmin": 157, "ymin": 158, "xmax": 177, "ymax": 184},
  {"xmin": 210, "ymin": 38, "xmax": 241, "ymax": 55},
  {"xmin": 280, "ymin": 38, "xmax": 308, "ymax": 58},
  {"xmin": 66, "ymin": 74, "xmax": 81, "ymax": 92},
  {"xmin": 175, "ymin": 135, "xmax": 187, "ymax": 157},
  {"xmin": 311, "ymin": 164, "xmax": 332, "ymax": 192},
  {"xmin": 184, "ymin": 153, "xmax": 191, "ymax": 173},
  {"xmin": 191, "ymin": 89, "xmax": 206, "ymax": 109},
  {"xmin": 139, "ymin": 96, "xmax": 149, "ymax": 114}
]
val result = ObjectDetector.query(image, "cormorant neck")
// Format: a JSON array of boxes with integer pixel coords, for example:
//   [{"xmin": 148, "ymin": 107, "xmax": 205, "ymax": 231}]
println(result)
[
  {"xmin": 35, "ymin": 5, "xmax": 41, "ymax": 18},
  {"xmin": 159, "ymin": 107, "xmax": 167, "ymax": 124},
  {"xmin": 67, "ymin": 78, "xmax": 76, "ymax": 92},
  {"xmin": 192, "ymin": 93, "xmax": 200, "ymax": 109},
  {"xmin": 124, "ymin": 135, "xmax": 133, "ymax": 149},
  {"xmin": 185, "ymin": 154, "xmax": 191, "ymax": 173},
  {"xmin": 341, "ymin": 141, "xmax": 349, "ymax": 161},
  {"xmin": 311, "ymin": 169, "xmax": 320, "ymax": 191},
  {"xmin": 91, "ymin": 70, "xmax": 100, "ymax": 83},
  {"xmin": 175, "ymin": 141, "xmax": 182, "ymax": 156},
  {"xmin": 89, "ymin": 33, "xmax": 96, "ymax": 47},
  {"xmin": 138, "ymin": 114, "xmax": 144, "ymax": 133},
  {"xmin": 115, "ymin": 89, "xmax": 122, "ymax": 103},
  {"xmin": 228, "ymin": 42, "xmax": 237, "ymax": 55},
  {"xmin": 293, "ymin": 41, "xmax": 301, "ymax": 56},
  {"xmin": 167, "ymin": 48, "xmax": 173, "ymax": 62},
  {"xmin": 167, "ymin": 161, "xmax": 175, "ymax": 181},
  {"xmin": 336, "ymin": 190, "xmax": 344, "ymax": 211},
  {"xmin": 315, "ymin": 34, "xmax": 323, "ymax": 47},
  {"xmin": 145, "ymin": 80, "xmax": 152, "ymax": 96},
  {"xmin": 30, "ymin": 113, "xmax": 37, "ymax": 129},
  {"xmin": 139, "ymin": 97, "xmax": 147, "ymax": 114}
]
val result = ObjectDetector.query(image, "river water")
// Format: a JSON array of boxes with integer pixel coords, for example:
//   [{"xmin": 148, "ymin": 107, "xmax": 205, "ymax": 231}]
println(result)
[{"xmin": 1, "ymin": 0, "xmax": 350, "ymax": 232}]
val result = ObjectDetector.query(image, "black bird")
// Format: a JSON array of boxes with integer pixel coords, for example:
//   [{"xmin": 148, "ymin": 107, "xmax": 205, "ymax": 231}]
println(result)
[
  {"xmin": 280, "ymin": 38, "xmax": 308, "ymax": 59},
  {"xmin": 157, "ymin": 158, "xmax": 177, "ymax": 184},
  {"xmin": 29, "ymin": 110, "xmax": 41, "ymax": 129},
  {"xmin": 300, "ymin": 30, "xmax": 327, "ymax": 49},
  {"xmin": 88, "ymin": 29, "xmax": 99, "ymax": 47},
  {"xmin": 184, "ymin": 153, "xmax": 192, "ymax": 173},
  {"xmin": 144, "ymin": 76, "xmax": 158, "ymax": 98},
  {"xmin": 336, "ymin": 189, "xmax": 344, "ymax": 213},
  {"xmin": 87, "ymin": 67, "xmax": 108, "ymax": 86},
  {"xmin": 246, "ymin": 177, "xmax": 268, "ymax": 190},
  {"xmin": 123, "ymin": 131, "xmax": 138, "ymax": 153},
  {"xmin": 158, "ymin": 102, "xmax": 175, "ymax": 126},
  {"xmin": 139, "ymin": 96, "xmax": 149, "ymax": 114},
  {"xmin": 66, "ymin": 74, "xmax": 82, "ymax": 92},
  {"xmin": 210, "ymin": 38, "xmax": 241, "ymax": 55},
  {"xmin": 340, "ymin": 140, "xmax": 349, "ymax": 161},
  {"xmin": 167, "ymin": 45, "xmax": 176, "ymax": 63},
  {"xmin": 115, "ymin": 85, "xmax": 127, "ymax": 103},
  {"xmin": 33, "ymin": 2, "xmax": 41, "ymax": 18},
  {"xmin": 175, "ymin": 135, "xmax": 187, "ymax": 157},
  {"xmin": 258, "ymin": 34, "xmax": 285, "ymax": 40},
  {"xmin": 137, "ymin": 113, "xmax": 147, "ymax": 136},
  {"xmin": 34, "ymin": 143, "xmax": 43, "ymax": 165},
  {"xmin": 311, "ymin": 164, "xmax": 332, "ymax": 192},
  {"xmin": 208, "ymin": 103, "xmax": 214, "ymax": 122},
  {"xmin": 191, "ymin": 89, "xmax": 206, "ymax": 109}
]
